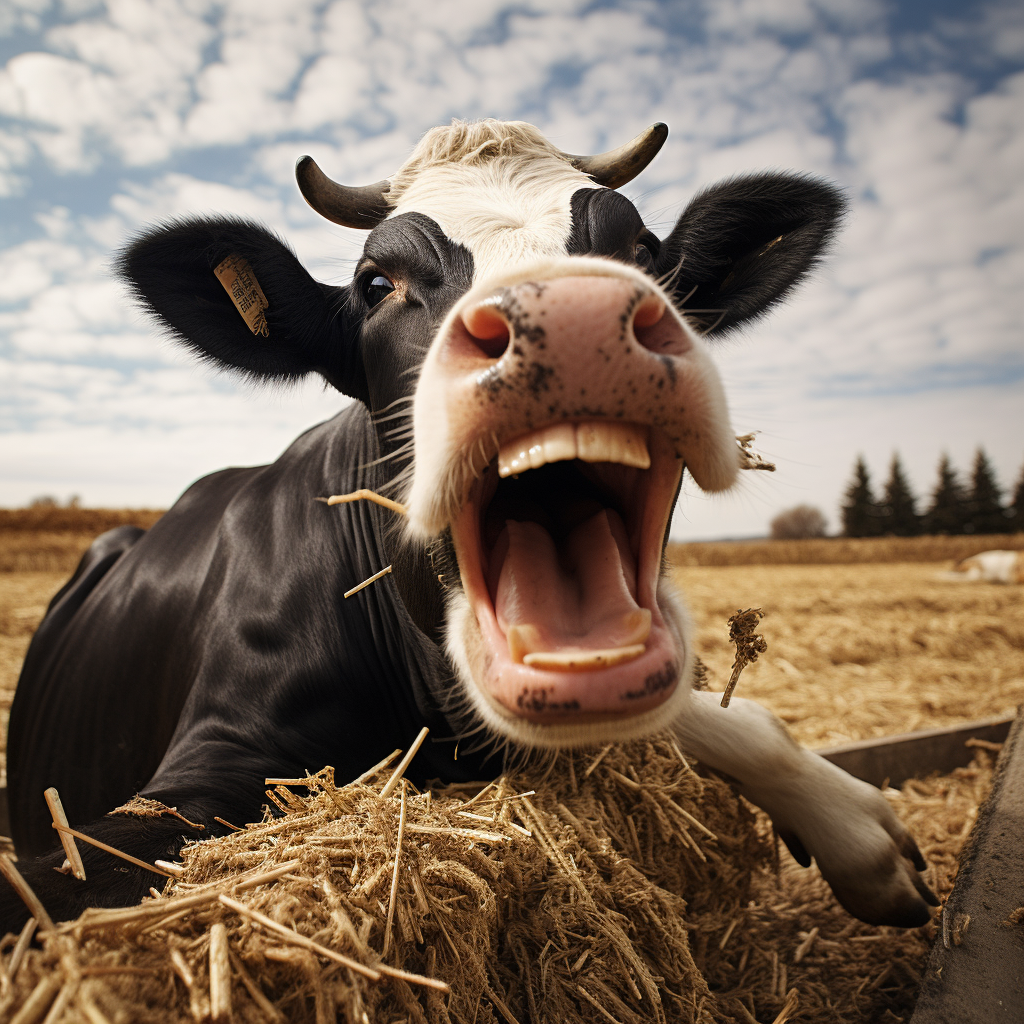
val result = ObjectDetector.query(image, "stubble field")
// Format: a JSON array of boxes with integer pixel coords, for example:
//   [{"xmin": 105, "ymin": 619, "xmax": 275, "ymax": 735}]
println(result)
[{"xmin": 672, "ymin": 557, "xmax": 1024, "ymax": 750}]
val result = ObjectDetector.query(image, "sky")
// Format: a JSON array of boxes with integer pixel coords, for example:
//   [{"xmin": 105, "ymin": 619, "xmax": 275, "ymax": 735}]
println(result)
[{"xmin": 0, "ymin": 0, "xmax": 1022, "ymax": 540}]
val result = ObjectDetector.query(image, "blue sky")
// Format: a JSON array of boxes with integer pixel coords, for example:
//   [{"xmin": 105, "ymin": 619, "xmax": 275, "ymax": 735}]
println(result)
[{"xmin": 1, "ymin": 0, "xmax": 1022, "ymax": 539}]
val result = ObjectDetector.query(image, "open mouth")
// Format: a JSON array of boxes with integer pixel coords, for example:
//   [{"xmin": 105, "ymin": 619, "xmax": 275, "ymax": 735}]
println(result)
[{"xmin": 450, "ymin": 419, "xmax": 684, "ymax": 724}]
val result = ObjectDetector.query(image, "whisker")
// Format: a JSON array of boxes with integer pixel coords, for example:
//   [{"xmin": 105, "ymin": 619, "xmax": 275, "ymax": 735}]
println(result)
[
  {"xmin": 677, "ymin": 283, "xmax": 698, "ymax": 306},
  {"xmin": 697, "ymin": 309, "xmax": 728, "ymax": 334},
  {"xmin": 657, "ymin": 263, "xmax": 683, "ymax": 293},
  {"xmin": 358, "ymin": 440, "xmax": 414, "ymax": 471},
  {"xmin": 374, "ymin": 409, "xmax": 414, "ymax": 426},
  {"xmin": 376, "ymin": 395, "xmax": 415, "ymax": 414}
]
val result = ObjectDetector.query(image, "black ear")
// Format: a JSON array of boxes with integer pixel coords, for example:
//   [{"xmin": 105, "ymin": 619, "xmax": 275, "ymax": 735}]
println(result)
[
  {"xmin": 656, "ymin": 173, "xmax": 846, "ymax": 336},
  {"xmin": 118, "ymin": 217, "xmax": 368, "ymax": 402}
]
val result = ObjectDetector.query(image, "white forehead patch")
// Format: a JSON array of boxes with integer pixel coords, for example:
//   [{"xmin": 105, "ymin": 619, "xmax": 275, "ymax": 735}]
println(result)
[{"xmin": 388, "ymin": 157, "xmax": 601, "ymax": 281}]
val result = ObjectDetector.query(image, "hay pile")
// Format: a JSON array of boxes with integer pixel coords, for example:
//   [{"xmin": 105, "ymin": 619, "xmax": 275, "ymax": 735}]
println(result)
[{"xmin": 0, "ymin": 738, "xmax": 996, "ymax": 1024}]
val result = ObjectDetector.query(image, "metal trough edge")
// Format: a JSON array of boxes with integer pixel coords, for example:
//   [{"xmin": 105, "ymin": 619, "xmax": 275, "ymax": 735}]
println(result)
[
  {"xmin": 909, "ymin": 709, "xmax": 1024, "ymax": 1022},
  {"xmin": 816, "ymin": 712, "xmax": 1017, "ymax": 789}
]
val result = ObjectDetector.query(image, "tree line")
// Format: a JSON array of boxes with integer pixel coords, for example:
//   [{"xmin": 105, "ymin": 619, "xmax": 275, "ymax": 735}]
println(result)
[{"xmin": 841, "ymin": 449, "xmax": 1024, "ymax": 537}]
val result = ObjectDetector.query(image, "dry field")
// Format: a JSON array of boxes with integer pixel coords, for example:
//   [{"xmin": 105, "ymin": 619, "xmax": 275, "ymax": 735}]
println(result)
[
  {"xmin": 674, "ymin": 559, "xmax": 1024, "ymax": 749},
  {"xmin": 0, "ymin": 510, "xmax": 164, "ymax": 784}
]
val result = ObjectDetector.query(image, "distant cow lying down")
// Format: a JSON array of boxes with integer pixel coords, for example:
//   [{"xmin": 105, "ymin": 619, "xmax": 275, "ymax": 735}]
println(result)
[
  {"xmin": 952, "ymin": 550, "xmax": 1024, "ymax": 584},
  {"xmin": 3, "ymin": 119, "xmax": 937, "ymax": 934}
]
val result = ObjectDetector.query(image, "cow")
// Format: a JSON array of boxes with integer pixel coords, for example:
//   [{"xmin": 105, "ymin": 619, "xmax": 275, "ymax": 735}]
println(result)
[
  {"xmin": 951, "ymin": 550, "xmax": 1024, "ymax": 584},
  {"xmin": 2, "ymin": 119, "xmax": 937, "ymax": 934}
]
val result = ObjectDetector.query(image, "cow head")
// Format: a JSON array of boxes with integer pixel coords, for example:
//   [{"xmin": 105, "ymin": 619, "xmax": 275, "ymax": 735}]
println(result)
[{"xmin": 120, "ymin": 120, "xmax": 843, "ymax": 752}]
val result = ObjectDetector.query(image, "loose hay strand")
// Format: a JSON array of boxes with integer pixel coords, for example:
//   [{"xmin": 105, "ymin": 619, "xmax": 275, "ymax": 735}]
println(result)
[
  {"xmin": 6, "ymin": 917, "xmax": 36, "ymax": 982},
  {"xmin": 374, "ymin": 962, "xmax": 451, "ymax": 993},
  {"xmin": 382, "ymin": 780, "xmax": 407, "ymax": 959},
  {"xmin": 233, "ymin": 859, "xmax": 301, "ymax": 892},
  {"xmin": 43, "ymin": 788, "xmax": 85, "ymax": 881},
  {"xmin": 50, "ymin": 823, "xmax": 172, "ymax": 878},
  {"xmin": 344, "ymin": 564, "xmax": 393, "ymax": 599},
  {"xmin": 770, "ymin": 987, "xmax": 800, "ymax": 1024},
  {"xmin": 0, "ymin": 855, "xmax": 55, "ymax": 932},
  {"xmin": 208, "ymin": 922, "xmax": 231, "ymax": 1023},
  {"xmin": 577, "ymin": 984, "xmax": 624, "ymax": 1024},
  {"xmin": 351, "ymin": 749, "xmax": 403, "ymax": 787},
  {"xmin": 39, "ymin": 979, "xmax": 75, "ymax": 1024},
  {"xmin": 380, "ymin": 727, "xmax": 429, "ymax": 799},
  {"xmin": 584, "ymin": 744, "xmax": 614, "ymax": 777},
  {"xmin": 9, "ymin": 975, "xmax": 60, "ymax": 1024},
  {"xmin": 324, "ymin": 489, "xmax": 408, "ymax": 515}
]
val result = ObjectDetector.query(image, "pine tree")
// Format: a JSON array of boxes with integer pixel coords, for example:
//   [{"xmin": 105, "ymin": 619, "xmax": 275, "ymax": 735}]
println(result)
[
  {"xmin": 964, "ymin": 448, "xmax": 1006, "ymax": 535},
  {"xmin": 879, "ymin": 453, "xmax": 919, "ymax": 536},
  {"xmin": 922, "ymin": 453, "xmax": 967, "ymax": 535},
  {"xmin": 841, "ymin": 456, "xmax": 880, "ymax": 537},
  {"xmin": 1009, "ymin": 458, "xmax": 1024, "ymax": 534}
]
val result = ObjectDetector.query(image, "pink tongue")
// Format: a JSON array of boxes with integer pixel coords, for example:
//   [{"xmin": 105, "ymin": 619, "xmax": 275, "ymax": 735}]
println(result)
[{"xmin": 492, "ymin": 510, "xmax": 642, "ymax": 652}]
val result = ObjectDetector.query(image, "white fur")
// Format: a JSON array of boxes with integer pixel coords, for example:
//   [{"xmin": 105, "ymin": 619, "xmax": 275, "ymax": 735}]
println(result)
[
  {"xmin": 675, "ymin": 692, "xmax": 935, "ymax": 924},
  {"xmin": 390, "ymin": 154, "xmax": 599, "ymax": 282}
]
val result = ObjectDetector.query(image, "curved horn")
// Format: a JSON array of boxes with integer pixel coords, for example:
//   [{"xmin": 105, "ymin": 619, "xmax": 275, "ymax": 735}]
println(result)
[
  {"xmin": 562, "ymin": 122, "xmax": 668, "ymax": 190},
  {"xmin": 295, "ymin": 155, "xmax": 391, "ymax": 230}
]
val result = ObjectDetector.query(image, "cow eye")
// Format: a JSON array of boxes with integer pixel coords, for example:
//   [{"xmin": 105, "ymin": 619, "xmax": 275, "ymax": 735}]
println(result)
[
  {"xmin": 363, "ymin": 274, "xmax": 395, "ymax": 308},
  {"xmin": 634, "ymin": 239, "xmax": 656, "ymax": 270}
]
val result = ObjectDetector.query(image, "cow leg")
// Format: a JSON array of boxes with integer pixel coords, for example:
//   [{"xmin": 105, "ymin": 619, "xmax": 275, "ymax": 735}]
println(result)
[
  {"xmin": 0, "ymin": 812, "xmax": 205, "ymax": 933},
  {"xmin": 674, "ymin": 690, "xmax": 938, "ymax": 927}
]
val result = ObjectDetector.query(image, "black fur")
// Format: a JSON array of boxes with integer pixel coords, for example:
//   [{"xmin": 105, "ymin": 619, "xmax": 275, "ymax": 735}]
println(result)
[
  {"xmin": 655, "ymin": 173, "xmax": 846, "ymax": 335},
  {"xmin": 566, "ymin": 187, "xmax": 661, "ymax": 268},
  {"xmin": 118, "ymin": 217, "xmax": 366, "ymax": 399}
]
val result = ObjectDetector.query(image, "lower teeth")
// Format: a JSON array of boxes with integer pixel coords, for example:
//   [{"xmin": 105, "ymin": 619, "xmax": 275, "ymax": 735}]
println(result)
[{"xmin": 522, "ymin": 645, "xmax": 646, "ymax": 671}]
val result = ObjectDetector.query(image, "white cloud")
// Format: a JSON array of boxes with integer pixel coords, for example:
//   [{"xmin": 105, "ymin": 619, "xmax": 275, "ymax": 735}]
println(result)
[
  {"xmin": 0, "ymin": 377, "xmax": 351, "ymax": 507},
  {"xmin": 0, "ymin": 0, "xmax": 1020, "ymax": 535},
  {"xmin": 110, "ymin": 173, "xmax": 287, "ymax": 226}
]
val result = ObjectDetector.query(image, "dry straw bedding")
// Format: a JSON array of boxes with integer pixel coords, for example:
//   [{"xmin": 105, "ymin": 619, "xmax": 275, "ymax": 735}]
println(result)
[{"xmin": 0, "ymin": 737, "xmax": 996, "ymax": 1024}]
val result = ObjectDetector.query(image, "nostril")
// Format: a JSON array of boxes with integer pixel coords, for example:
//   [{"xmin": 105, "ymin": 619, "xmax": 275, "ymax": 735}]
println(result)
[
  {"xmin": 632, "ymin": 293, "xmax": 683, "ymax": 354},
  {"xmin": 462, "ymin": 301, "xmax": 511, "ymax": 359},
  {"xmin": 633, "ymin": 293, "xmax": 665, "ymax": 331}
]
